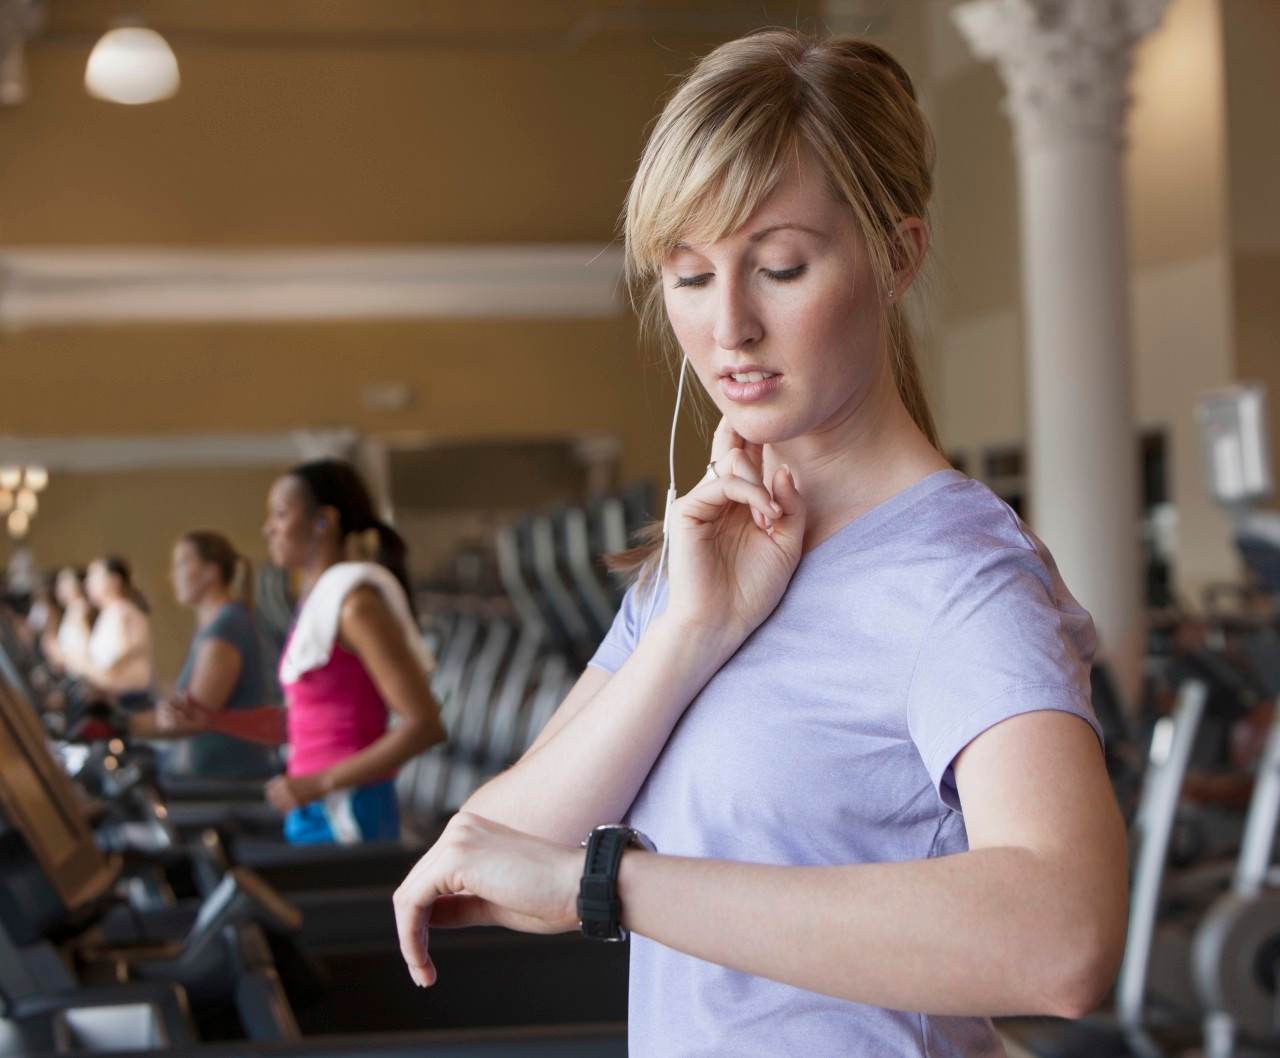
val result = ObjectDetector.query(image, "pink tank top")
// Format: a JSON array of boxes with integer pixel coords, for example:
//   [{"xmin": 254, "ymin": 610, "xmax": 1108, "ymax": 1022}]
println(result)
[{"xmin": 282, "ymin": 634, "xmax": 392, "ymax": 780}]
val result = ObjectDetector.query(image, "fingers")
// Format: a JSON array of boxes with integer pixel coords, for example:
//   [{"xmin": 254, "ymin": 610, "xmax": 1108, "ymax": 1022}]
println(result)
[
  {"xmin": 769, "ymin": 463, "xmax": 803, "ymax": 516},
  {"xmin": 707, "ymin": 420, "xmax": 766, "ymax": 484},
  {"xmin": 679, "ymin": 469, "xmax": 783, "ymax": 532},
  {"xmin": 264, "ymin": 776, "xmax": 298, "ymax": 814},
  {"xmin": 708, "ymin": 416, "xmax": 744, "ymax": 467},
  {"xmin": 711, "ymin": 446, "xmax": 763, "ymax": 487}
]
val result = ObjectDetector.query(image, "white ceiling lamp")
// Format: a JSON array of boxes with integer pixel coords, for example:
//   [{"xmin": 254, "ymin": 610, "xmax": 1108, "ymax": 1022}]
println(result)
[{"xmin": 84, "ymin": 23, "xmax": 179, "ymax": 105}]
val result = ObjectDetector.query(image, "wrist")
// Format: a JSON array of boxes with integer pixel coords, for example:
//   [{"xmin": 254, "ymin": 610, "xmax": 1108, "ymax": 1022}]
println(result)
[
  {"xmin": 577, "ymin": 825, "xmax": 656, "ymax": 942},
  {"xmin": 645, "ymin": 613, "xmax": 743, "ymax": 676}
]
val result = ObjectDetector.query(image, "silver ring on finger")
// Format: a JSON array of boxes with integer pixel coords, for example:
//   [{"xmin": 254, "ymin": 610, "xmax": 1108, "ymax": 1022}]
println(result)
[{"xmin": 706, "ymin": 461, "xmax": 720, "ymax": 479}]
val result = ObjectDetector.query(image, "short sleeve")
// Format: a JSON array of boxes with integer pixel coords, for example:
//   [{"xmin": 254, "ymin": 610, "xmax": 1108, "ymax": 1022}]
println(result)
[
  {"xmin": 203, "ymin": 604, "xmax": 251, "ymax": 657},
  {"xmin": 587, "ymin": 579, "xmax": 667, "ymax": 675},
  {"xmin": 907, "ymin": 542, "xmax": 1102, "ymax": 811}
]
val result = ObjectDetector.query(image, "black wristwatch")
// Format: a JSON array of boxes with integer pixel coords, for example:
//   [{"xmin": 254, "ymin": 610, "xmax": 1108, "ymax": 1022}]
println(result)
[{"xmin": 578, "ymin": 824, "xmax": 656, "ymax": 942}]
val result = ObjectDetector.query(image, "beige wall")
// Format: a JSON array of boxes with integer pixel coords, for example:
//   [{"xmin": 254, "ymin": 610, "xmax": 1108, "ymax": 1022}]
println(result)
[
  {"xmin": 1, "ymin": 465, "xmax": 286, "ymax": 680},
  {"xmin": 920, "ymin": 0, "xmax": 1248, "ymax": 602},
  {"xmin": 3, "ymin": 0, "xmax": 1277, "ymax": 622},
  {"xmin": 1222, "ymin": 0, "xmax": 1280, "ymax": 490}
]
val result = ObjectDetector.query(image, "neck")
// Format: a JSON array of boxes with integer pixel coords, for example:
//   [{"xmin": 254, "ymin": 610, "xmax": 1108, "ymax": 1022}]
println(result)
[
  {"xmin": 195, "ymin": 588, "xmax": 231, "ymax": 626},
  {"xmin": 301, "ymin": 548, "xmax": 341, "ymax": 597},
  {"xmin": 761, "ymin": 363, "xmax": 950, "ymax": 551}
]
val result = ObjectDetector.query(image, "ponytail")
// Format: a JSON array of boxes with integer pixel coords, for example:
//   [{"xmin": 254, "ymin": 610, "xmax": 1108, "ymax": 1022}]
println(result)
[
  {"xmin": 101, "ymin": 554, "xmax": 150, "ymax": 615},
  {"xmin": 887, "ymin": 304, "xmax": 940, "ymax": 450},
  {"xmin": 230, "ymin": 554, "xmax": 255, "ymax": 611},
  {"xmin": 288, "ymin": 459, "xmax": 417, "ymax": 617},
  {"xmin": 181, "ymin": 530, "xmax": 253, "ymax": 612},
  {"xmin": 341, "ymin": 520, "xmax": 415, "ymax": 617}
]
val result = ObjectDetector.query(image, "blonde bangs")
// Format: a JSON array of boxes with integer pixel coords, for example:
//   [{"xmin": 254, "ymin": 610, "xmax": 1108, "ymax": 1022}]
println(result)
[{"xmin": 627, "ymin": 133, "xmax": 796, "ymax": 280}]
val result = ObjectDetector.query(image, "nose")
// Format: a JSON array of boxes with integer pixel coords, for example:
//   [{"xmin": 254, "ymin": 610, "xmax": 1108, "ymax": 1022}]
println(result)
[{"xmin": 712, "ymin": 277, "xmax": 763, "ymax": 352}]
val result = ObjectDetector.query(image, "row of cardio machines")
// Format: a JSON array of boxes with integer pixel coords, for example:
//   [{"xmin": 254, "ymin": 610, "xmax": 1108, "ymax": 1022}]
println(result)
[
  {"xmin": 396, "ymin": 487, "xmax": 649, "ymax": 835},
  {"xmin": 1006, "ymin": 387, "xmax": 1280, "ymax": 1058},
  {"xmin": 0, "ymin": 487, "xmax": 655, "ymax": 1055}
]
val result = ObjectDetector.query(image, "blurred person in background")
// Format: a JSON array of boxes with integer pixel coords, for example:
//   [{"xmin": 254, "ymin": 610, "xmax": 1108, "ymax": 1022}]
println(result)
[
  {"xmin": 136, "ymin": 530, "xmax": 279, "ymax": 780},
  {"xmin": 167, "ymin": 460, "xmax": 445, "ymax": 844},
  {"xmin": 80, "ymin": 555, "xmax": 152, "ymax": 710},
  {"xmin": 24, "ymin": 572, "xmax": 62, "ymax": 659},
  {"xmin": 44, "ymin": 567, "xmax": 94, "ymax": 675}
]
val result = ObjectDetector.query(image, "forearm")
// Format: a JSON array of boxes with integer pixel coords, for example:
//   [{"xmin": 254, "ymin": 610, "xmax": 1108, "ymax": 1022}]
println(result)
[
  {"xmin": 317, "ymin": 718, "xmax": 442, "ymax": 794},
  {"xmin": 462, "ymin": 615, "xmax": 736, "ymax": 843},
  {"xmin": 616, "ymin": 847, "xmax": 1125, "ymax": 1019},
  {"xmin": 129, "ymin": 711, "xmax": 203, "ymax": 740},
  {"xmin": 204, "ymin": 706, "xmax": 287, "ymax": 745}
]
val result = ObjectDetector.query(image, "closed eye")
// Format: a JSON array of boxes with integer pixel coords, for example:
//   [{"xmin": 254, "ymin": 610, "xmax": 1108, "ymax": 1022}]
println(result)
[
  {"xmin": 673, "ymin": 273, "xmax": 711, "ymax": 289},
  {"xmin": 764, "ymin": 265, "xmax": 807, "ymax": 281}
]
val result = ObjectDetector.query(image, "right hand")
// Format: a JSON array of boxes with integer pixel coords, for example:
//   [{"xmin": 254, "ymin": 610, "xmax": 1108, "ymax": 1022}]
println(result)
[
  {"xmin": 663, "ymin": 417, "xmax": 806, "ymax": 645},
  {"xmin": 156, "ymin": 691, "xmax": 211, "ymax": 733}
]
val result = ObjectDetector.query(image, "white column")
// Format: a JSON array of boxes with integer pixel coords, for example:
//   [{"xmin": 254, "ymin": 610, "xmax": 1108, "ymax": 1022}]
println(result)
[{"xmin": 953, "ymin": 0, "xmax": 1168, "ymax": 711}]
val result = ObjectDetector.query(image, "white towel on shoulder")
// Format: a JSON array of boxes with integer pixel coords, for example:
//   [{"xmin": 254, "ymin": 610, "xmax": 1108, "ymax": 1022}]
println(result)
[{"xmin": 279, "ymin": 561, "xmax": 435, "ymax": 685}]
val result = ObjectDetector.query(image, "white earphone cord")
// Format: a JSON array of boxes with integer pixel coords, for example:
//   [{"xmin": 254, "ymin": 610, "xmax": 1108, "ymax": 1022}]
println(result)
[{"xmin": 643, "ymin": 355, "xmax": 688, "ymax": 632}]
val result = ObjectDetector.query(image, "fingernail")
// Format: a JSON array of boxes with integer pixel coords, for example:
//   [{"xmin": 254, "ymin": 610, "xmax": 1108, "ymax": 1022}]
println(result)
[
  {"xmin": 782, "ymin": 464, "xmax": 798, "ymax": 490},
  {"xmin": 770, "ymin": 501, "xmax": 783, "ymax": 515}
]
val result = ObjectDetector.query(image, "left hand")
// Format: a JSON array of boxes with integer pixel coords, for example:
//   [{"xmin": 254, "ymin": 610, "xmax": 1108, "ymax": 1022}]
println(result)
[
  {"xmin": 393, "ymin": 812, "xmax": 582, "ymax": 987},
  {"xmin": 265, "ymin": 773, "xmax": 327, "ymax": 814}
]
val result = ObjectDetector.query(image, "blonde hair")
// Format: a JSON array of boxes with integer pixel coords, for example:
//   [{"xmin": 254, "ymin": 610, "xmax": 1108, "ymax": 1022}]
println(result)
[
  {"xmin": 626, "ymin": 28, "xmax": 937, "ymax": 442},
  {"xmin": 610, "ymin": 29, "xmax": 940, "ymax": 580}
]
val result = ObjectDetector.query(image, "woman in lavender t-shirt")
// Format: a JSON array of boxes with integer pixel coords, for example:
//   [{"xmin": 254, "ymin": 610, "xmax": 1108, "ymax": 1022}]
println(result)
[{"xmin": 395, "ymin": 28, "xmax": 1127, "ymax": 1056}]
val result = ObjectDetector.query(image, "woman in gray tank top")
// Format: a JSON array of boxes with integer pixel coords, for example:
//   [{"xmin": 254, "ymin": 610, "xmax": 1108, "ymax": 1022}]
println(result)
[{"xmin": 134, "ymin": 530, "xmax": 277, "ymax": 780}]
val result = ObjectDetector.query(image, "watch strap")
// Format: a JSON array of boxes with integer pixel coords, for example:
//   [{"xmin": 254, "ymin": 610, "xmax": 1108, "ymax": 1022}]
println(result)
[{"xmin": 578, "ymin": 825, "xmax": 652, "ymax": 941}]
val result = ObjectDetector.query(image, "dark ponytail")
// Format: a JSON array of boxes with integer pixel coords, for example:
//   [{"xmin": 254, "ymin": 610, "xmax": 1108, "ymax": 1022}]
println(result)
[
  {"xmin": 101, "ymin": 554, "xmax": 149, "ymax": 615},
  {"xmin": 287, "ymin": 459, "xmax": 415, "ymax": 615}
]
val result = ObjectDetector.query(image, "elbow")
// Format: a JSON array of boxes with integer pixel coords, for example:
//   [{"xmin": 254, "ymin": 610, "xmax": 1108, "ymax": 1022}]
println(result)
[
  {"xmin": 1040, "ymin": 908, "xmax": 1128, "ymax": 1019},
  {"xmin": 408, "ymin": 711, "xmax": 448, "ymax": 754}
]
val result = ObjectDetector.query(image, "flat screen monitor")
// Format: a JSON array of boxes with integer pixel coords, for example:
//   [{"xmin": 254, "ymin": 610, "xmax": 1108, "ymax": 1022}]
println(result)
[{"xmin": 1197, "ymin": 384, "xmax": 1273, "ymax": 505}]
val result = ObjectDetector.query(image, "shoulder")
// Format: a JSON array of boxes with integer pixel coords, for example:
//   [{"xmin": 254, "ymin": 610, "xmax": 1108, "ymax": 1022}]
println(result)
[
  {"xmin": 341, "ymin": 583, "xmax": 388, "ymax": 616},
  {"xmin": 890, "ymin": 478, "xmax": 1062, "ymax": 591},
  {"xmin": 206, "ymin": 602, "xmax": 255, "ymax": 642},
  {"xmin": 339, "ymin": 583, "xmax": 396, "ymax": 632}
]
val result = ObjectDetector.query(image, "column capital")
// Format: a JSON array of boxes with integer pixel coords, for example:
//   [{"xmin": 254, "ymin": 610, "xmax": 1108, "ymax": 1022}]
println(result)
[{"xmin": 952, "ymin": 0, "xmax": 1169, "ymax": 148}]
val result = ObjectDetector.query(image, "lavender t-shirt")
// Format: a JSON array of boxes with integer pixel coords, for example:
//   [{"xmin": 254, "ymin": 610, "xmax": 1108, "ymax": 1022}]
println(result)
[{"xmin": 588, "ymin": 470, "xmax": 1101, "ymax": 1058}]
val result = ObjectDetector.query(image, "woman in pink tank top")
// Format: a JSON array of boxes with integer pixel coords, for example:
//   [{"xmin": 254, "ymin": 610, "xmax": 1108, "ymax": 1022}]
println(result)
[{"xmin": 174, "ymin": 459, "xmax": 445, "ymax": 844}]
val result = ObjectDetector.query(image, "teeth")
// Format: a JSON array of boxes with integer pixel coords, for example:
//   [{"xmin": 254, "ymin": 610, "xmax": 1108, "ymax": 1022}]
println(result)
[{"xmin": 731, "ymin": 372, "xmax": 775, "ymax": 383}]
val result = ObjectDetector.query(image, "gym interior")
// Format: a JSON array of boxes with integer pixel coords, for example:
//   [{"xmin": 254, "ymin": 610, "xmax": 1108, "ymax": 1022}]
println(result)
[{"xmin": 0, "ymin": 1, "xmax": 1278, "ymax": 1056}]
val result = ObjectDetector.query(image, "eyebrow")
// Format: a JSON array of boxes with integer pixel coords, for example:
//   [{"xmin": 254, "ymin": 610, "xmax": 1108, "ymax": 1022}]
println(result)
[{"xmin": 672, "ymin": 223, "xmax": 826, "ymax": 252}]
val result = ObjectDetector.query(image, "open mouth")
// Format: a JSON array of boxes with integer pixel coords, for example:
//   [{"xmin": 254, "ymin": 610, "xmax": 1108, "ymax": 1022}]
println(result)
[{"xmin": 728, "ymin": 371, "xmax": 777, "ymax": 383}]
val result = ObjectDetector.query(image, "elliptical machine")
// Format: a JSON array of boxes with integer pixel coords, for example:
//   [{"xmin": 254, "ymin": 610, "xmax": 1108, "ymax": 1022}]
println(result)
[
  {"xmin": 1189, "ymin": 386, "xmax": 1280, "ymax": 1058},
  {"xmin": 1117, "ymin": 384, "xmax": 1280, "ymax": 1058}
]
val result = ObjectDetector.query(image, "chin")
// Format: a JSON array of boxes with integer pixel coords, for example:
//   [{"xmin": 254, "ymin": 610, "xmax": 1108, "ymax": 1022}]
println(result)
[{"xmin": 721, "ymin": 411, "xmax": 803, "ymax": 448}]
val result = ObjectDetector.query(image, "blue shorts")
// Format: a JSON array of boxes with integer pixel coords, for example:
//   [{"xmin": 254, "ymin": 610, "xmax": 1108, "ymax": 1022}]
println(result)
[{"xmin": 283, "ymin": 779, "xmax": 400, "ymax": 845}]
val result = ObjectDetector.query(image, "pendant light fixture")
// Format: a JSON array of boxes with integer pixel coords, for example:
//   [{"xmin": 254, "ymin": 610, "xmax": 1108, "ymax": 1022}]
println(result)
[{"xmin": 84, "ymin": 22, "xmax": 179, "ymax": 105}]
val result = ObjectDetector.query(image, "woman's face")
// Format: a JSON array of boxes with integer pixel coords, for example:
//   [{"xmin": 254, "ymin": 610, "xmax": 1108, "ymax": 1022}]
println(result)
[
  {"xmin": 170, "ymin": 540, "xmax": 217, "ymax": 607},
  {"xmin": 661, "ymin": 154, "xmax": 888, "ymax": 451},
  {"xmin": 85, "ymin": 561, "xmax": 117, "ymax": 606},
  {"xmin": 55, "ymin": 570, "xmax": 81, "ymax": 607},
  {"xmin": 263, "ymin": 476, "xmax": 315, "ymax": 570}
]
